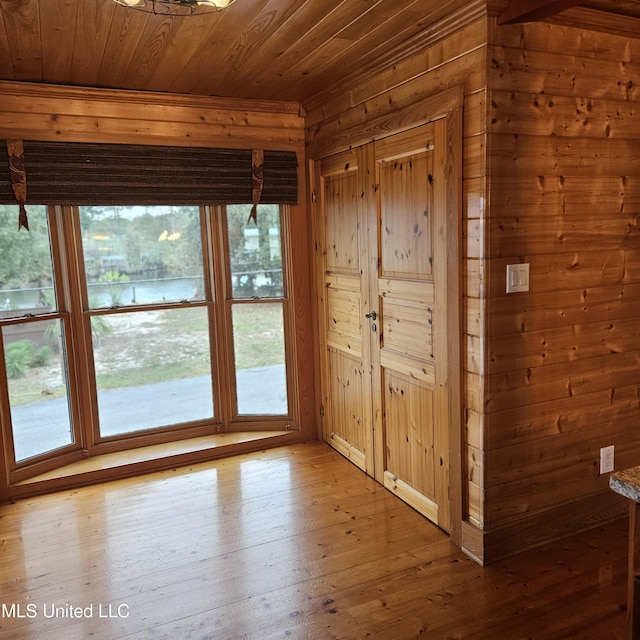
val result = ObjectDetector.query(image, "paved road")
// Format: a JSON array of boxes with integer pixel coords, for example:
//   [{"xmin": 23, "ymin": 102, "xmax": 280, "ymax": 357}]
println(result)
[{"xmin": 11, "ymin": 364, "xmax": 287, "ymax": 461}]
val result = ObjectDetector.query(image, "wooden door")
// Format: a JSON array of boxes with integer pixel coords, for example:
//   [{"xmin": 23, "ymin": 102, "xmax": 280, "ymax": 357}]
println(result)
[
  {"xmin": 370, "ymin": 121, "xmax": 455, "ymax": 532},
  {"xmin": 314, "ymin": 108, "xmax": 461, "ymax": 538},
  {"xmin": 316, "ymin": 149, "xmax": 374, "ymax": 474}
]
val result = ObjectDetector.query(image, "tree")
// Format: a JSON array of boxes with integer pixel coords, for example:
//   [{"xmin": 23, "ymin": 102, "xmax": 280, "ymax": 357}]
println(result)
[
  {"xmin": 160, "ymin": 207, "xmax": 203, "ymax": 278},
  {"xmin": 0, "ymin": 205, "xmax": 53, "ymax": 293}
]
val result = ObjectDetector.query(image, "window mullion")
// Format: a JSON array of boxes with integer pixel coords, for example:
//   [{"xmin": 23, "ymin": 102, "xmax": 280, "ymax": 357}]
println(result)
[
  {"xmin": 0, "ymin": 330, "xmax": 17, "ymax": 485},
  {"xmin": 54, "ymin": 206, "xmax": 100, "ymax": 453},
  {"xmin": 210, "ymin": 204, "xmax": 235, "ymax": 428}
]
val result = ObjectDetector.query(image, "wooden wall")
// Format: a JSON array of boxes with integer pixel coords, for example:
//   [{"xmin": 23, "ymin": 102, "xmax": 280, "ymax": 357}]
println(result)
[
  {"xmin": 0, "ymin": 81, "xmax": 316, "ymax": 443},
  {"xmin": 481, "ymin": 19, "xmax": 640, "ymax": 560}
]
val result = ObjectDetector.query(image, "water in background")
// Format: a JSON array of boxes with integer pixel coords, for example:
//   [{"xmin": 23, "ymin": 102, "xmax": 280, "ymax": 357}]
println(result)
[{"xmin": 1, "ymin": 275, "xmax": 204, "ymax": 311}]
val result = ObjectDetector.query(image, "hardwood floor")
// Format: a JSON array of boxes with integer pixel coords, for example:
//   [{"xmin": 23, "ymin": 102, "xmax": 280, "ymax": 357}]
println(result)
[{"xmin": 0, "ymin": 441, "xmax": 627, "ymax": 639}]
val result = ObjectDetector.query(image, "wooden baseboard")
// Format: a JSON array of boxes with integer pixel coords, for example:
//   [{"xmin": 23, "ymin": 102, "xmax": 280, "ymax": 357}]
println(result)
[
  {"xmin": 384, "ymin": 471, "xmax": 440, "ymax": 527},
  {"xmin": 461, "ymin": 520, "xmax": 486, "ymax": 565},
  {"xmin": 480, "ymin": 490, "xmax": 628, "ymax": 564},
  {"xmin": 328, "ymin": 434, "xmax": 366, "ymax": 471}
]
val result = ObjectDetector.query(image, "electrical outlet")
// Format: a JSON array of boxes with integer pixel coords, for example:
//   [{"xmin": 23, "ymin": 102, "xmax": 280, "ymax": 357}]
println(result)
[{"xmin": 599, "ymin": 445, "xmax": 614, "ymax": 474}]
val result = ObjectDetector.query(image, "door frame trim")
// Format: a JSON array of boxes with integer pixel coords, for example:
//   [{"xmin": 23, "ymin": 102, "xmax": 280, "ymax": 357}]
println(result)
[{"xmin": 441, "ymin": 91, "xmax": 464, "ymax": 546}]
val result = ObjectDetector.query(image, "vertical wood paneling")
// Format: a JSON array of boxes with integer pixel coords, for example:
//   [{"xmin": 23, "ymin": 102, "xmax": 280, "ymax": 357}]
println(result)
[
  {"xmin": 0, "ymin": 9, "xmax": 12, "ymax": 80},
  {"xmin": 69, "ymin": 0, "xmax": 117, "ymax": 87},
  {"xmin": 96, "ymin": 9, "xmax": 151, "ymax": 89},
  {"xmin": 0, "ymin": 0, "xmax": 484, "ymax": 103},
  {"xmin": 38, "ymin": 0, "xmax": 77, "ymax": 83},
  {"xmin": 0, "ymin": 0, "xmax": 41, "ymax": 80},
  {"xmin": 288, "ymin": 157, "xmax": 316, "ymax": 441}
]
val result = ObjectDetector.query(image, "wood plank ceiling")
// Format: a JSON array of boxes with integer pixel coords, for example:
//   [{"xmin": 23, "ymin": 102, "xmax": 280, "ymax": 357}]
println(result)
[{"xmin": 0, "ymin": 0, "xmax": 638, "ymax": 107}]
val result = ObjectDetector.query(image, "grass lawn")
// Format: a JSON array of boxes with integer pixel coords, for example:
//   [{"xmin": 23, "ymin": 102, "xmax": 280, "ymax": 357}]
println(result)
[{"xmin": 6, "ymin": 303, "xmax": 287, "ymax": 406}]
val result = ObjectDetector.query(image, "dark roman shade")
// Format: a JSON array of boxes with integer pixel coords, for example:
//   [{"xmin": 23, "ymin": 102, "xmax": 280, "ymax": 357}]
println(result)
[{"xmin": 0, "ymin": 140, "xmax": 298, "ymax": 206}]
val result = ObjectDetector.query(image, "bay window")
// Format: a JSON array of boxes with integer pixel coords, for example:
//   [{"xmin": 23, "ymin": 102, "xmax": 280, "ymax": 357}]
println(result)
[{"xmin": 0, "ymin": 203, "xmax": 294, "ymax": 484}]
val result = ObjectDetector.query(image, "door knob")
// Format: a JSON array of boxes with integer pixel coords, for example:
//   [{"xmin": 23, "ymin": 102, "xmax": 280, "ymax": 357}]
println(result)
[{"xmin": 365, "ymin": 310, "xmax": 377, "ymax": 320}]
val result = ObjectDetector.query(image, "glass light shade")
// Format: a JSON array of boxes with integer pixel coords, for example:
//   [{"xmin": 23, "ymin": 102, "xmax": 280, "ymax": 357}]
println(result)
[{"xmin": 112, "ymin": 0, "xmax": 236, "ymax": 14}]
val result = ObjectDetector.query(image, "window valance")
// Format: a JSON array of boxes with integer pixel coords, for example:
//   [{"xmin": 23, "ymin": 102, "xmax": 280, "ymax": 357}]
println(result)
[{"xmin": 0, "ymin": 140, "xmax": 298, "ymax": 207}]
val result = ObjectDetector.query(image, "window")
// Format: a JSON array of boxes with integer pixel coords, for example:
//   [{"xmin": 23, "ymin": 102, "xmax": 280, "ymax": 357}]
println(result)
[
  {"xmin": 0, "ymin": 207, "xmax": 77, "ymax": 465},
  {"xmin": 226, "ymin": 205, "xmax": 289, "ymax": 416},
  {"xmin": 0, "ymin": 204, "xmax": 294, "ymax": 481},
  {"xmin": 79, "ymin": 206, "xmax": 215, "ymax": 439}
]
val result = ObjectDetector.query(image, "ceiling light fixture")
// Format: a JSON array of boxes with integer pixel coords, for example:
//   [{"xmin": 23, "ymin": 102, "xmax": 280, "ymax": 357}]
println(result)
[{"xmin": 112, "ymin": 0, "xmax": 236, "ymax": 16}]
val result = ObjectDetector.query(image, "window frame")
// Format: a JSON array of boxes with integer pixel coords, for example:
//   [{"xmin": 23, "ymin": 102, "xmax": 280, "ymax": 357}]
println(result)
[
  {"xmin": 0, "ymin": 203, "xmax": 299, "ymax": 486},
  {"xmin": 218, "ymin": 203, "xmax": 296, "ymax": 426},
  {"xmin": 1, "ymin": 209, "xmax": 86, "ymax": 483}
]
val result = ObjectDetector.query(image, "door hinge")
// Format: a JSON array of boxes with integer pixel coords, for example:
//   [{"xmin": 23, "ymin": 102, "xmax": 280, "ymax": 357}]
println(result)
[
  {"xmin": 311, "ymin": 189, "xmax": 317, "ymax": 203},
  {"xmin": 320, "ymin": 404, "xmax": 325, "ymax": 417}
]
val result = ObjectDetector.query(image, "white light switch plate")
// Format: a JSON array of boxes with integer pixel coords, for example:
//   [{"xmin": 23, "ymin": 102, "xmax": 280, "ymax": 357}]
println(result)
[{"xmin": 506, "ymin": 263, "xmax": 530, "ymax": 294}]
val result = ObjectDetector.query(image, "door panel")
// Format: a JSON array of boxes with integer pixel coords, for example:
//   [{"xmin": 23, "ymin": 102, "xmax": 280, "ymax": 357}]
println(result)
[
  {"xmin": 374, "ymin": 122, "xmax": 451, "ymax": 532},
  {"xmin": 379, "ymin": 281, "xmax": 435, "ymax": 379},
  {"xmin": 326, "ymin": 277, "xmax": 363, "ymax": 357},
  {"xmin": 327, "ymin": 350, "xmax": 366, "ymax": 467},
  {"xmin": 379, "ymin": 150, "xmax": 433, "ymax": 280},
  {"xmin": 325, "ymin": 169, "xmax": 360, "ymax": 275},
  {"xmin": 383, "ymin": 369, "xmax": 438, "ymax": 523},
  {"xmin": 318, "ymin": 150, "xmax": 372, "ymax": 471},
  {"xmin": 326, "ymin": 275, "xmax": 366, "ymax": 464}
]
